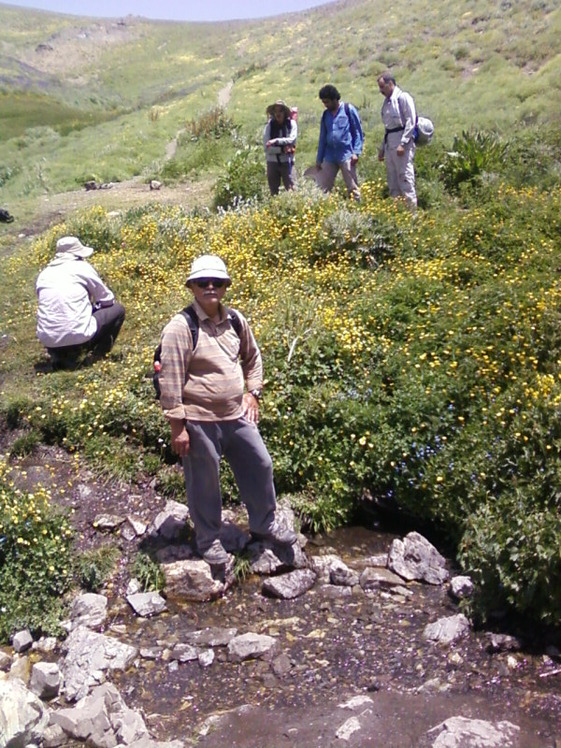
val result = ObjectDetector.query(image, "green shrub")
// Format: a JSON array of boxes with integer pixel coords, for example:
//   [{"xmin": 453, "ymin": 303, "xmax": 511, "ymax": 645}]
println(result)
[
  {"xmin": 185, "ymin": 106, "xmax": 236, "ymax": 141},
  {"xmin": 213, "ymin": 144, "xmax": 265, "ymax": 210},
  {"xmin": 440, "ymin": 129, "xmax": 508, "ymax": 192},
  {"xmin": 0, "ymin": 469, "xmax": 73, "ymax": 642}
]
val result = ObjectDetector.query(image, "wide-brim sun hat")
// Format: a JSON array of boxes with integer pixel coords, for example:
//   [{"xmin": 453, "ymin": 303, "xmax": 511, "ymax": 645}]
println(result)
[
  {"xmin": 266, "ymin": 100, "xmax": 291, "ymax": 119},
  {"xmin": 55, "ymin": 236, "xmax": 94, "ymax": 258},
  {"xmin": 186, "ymin": 254, "xmax": 231, "ymax": 285}
]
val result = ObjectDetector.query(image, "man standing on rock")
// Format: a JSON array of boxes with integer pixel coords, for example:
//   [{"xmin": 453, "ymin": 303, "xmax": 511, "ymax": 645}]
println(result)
[
  {"xmin": 377, "ymin": 71, "xmax": 417, "ymax": 208},
  {"xmin": 156, "ymin": 254, "xmax": 296, "ymax": 566}
]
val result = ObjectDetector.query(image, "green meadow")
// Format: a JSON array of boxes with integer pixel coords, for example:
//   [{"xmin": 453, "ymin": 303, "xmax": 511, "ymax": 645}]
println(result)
[{"xmin": 0, "ymin": 0, "xmax": 561, "ymax": 639}]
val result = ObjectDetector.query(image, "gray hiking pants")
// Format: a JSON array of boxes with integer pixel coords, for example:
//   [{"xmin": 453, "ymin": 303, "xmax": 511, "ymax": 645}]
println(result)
[
  {"xmin": 182, "ymin": 418, "xmax": 277, "ymax": 552},
  {"xmin": 318, "ymin": 159, "xmax": 360, "ymax": 200}
]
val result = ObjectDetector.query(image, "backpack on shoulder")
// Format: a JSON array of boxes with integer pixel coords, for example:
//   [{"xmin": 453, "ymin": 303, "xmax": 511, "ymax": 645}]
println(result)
[
  {"xmin": 414, "ymin": 116, "xmax": 434, "ymax": 145},
  {"xmin": 398, "ymin": 94, "xmax": 434, "ymax": 146},
  {"xmin": 153, "ymin": 304, "xmax": 242, "ymax": 399}
]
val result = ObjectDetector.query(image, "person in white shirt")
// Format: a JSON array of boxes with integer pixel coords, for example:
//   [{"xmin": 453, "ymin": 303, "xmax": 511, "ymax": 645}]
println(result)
[
  {"xmin": 377, "ymin": 72, "xmax": 417, "ymax": 208},
  {"xmin": 35, "ymin": 236, "xmax": 125, "ymax": 369}
]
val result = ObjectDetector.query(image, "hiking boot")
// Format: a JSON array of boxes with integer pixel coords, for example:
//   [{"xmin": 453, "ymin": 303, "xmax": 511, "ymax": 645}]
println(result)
[
  {"xmin": 201, "ymin": 539, "xmax": 232, "ymax": 566},
  {"xmin": 251, "ymin": 520, "xmax": 297, "ymax": 546}
]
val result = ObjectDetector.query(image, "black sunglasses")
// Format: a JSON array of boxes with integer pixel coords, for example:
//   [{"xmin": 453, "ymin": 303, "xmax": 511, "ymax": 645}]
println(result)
[{"xmin": 194, "ymin": 279, "xmax": 226, "ymax": 289}]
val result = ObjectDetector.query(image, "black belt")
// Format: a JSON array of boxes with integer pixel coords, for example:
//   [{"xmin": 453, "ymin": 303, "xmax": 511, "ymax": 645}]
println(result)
[{"xmin": 384, "ymin": 125, "xmax": 404, "ymax": 143}]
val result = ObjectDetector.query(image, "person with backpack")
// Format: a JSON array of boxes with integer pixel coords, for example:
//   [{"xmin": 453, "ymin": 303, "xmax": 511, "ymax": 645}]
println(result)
[
  {"xmin": 377, "ymin": 71, "xmax": 417, "ymax": 209},
  {"xmin": 156, "ymin": 254, "xmax": 297, "ymax": 567},
  {"xmin": 35, "ymin": 236, "xmax": 125, "ymax": 370},
  {"xmin": 263, "ymin": 99, "xmax": 298, "ymax": 195},
  {"xmin": 315, "ymin": 84, "xmax": 363, "ymax": 200}
]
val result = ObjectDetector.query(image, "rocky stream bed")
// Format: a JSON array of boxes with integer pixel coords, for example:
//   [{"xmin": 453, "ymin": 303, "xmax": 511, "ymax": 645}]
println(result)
[{"xmin": 1, "ymin": 442, "xmax": 561, "ymax": 748}]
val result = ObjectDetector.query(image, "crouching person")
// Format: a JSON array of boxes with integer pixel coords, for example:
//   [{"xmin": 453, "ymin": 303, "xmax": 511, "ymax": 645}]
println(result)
[
  {"xmin": 36, "ymin": 236, "xmax": 125, "ymax": 369},
  {"xmin": 157, "ymin": 254, "xmax": 296, "ymax": 566}
]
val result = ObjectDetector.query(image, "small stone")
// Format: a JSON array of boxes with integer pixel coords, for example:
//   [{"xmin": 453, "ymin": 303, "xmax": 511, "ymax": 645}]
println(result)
[{"xmin": 12, "ymin": 629, "xmax": 33, "ymax": 653}]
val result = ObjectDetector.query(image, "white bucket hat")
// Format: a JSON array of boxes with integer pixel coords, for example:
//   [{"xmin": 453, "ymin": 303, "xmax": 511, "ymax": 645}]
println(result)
[
  {"xmin": 55, "ymin": 236, "xmax": 94, "ymax": 258},
  {"xmin": 186, "ymin": 255, "xmax": 231, "ymax": 285}
]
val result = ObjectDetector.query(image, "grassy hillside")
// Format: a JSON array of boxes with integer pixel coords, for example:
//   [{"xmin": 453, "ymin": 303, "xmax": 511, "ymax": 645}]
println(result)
[{"xmin": 0, "ymin": 0, "xmax": 559, "ymax": 211}]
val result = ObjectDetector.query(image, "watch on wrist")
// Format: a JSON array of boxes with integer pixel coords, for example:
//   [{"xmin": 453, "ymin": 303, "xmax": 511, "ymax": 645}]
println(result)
[{"xmin": 249, "ymin": 388, "xmax": 262, "ymax": 401}]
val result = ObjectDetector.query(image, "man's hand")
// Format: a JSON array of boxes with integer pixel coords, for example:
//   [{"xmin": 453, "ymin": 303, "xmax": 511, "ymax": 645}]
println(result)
[
  {"xmin": 243, "ymin": 392, "xmax": 259, "ymax": 423},
  {"xmin": 378, "ymin": 149, "xmax": 385, "ymax": 162},
  {"xmin": 397, "ymin": 144, "xmax": 405, "ymax": 157},
  {"xmin": 170, "ymin": 419, "xmax": 190, "ymax": 457},
  {"xmin": 351, "ymin": 154, "xmax": 359, "ymax": 164}
]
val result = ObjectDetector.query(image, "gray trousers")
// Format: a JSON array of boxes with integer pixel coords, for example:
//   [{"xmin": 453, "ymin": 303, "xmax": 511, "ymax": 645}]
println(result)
[
  {"xmin": 182, "ymin": 418, "xmax": 277, "ymax": 552},
  {"xmin": 384, "ymin": 143, "xmax": 417, "ymax": 207},
  {"xmin": 267, "ymin": 160, "xmax": 294, "ymax": 195},
  {"xmin": 318, "ymin": 159, "xmax": 360, "ymax": 200}
]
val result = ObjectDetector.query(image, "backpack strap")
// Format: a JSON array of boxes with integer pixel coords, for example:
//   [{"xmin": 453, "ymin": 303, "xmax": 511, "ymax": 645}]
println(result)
[
  {"xmin": 344, "ymin": 102, "xmax": 356, "ymax": 145},
  {"xmin": 180, "ymin": 304, "xmax": 200, "ymax": 350},
  {"xmin": 397, "ymin": 94, "xmax": 418, "ymax": 137},
  {"xmin": 226, "ymin": 308, "xmax": 243, "ymax": 340}
]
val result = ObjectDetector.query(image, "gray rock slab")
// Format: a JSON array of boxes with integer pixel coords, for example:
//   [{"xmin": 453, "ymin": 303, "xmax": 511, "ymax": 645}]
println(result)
[
  {"xmin": 70, "ymin": 592, "xmax": 108, "ymax": 631},
  {"xmin": 423, "ymin": 614, "xmax": 470, "ymax": 645},
  {"xmin": 61, "ymin": 626, "xmax": 139, "ymax": 701},
  {"xmin": 449, "ymin": 575, "xmax": 474, "ymax": 599},
  {"xmin": 29, "ymin": 661, "xmax": 61, "ymax": 701},
  {"xmin": 262, "ymin": 568, "xmax": 317, "ymax": 599},
  {"xmin": 160, "ymin": 558, "xmax": 233, "ymax": 601},
  {"xmin": 12, "ymin": 629, "xmax": 33, "ymax": 653},
  {"xmin": 360, "ymin": 567, "xmax": 404, "ymax": 591},
  {"xmin": 52, "ymin": 682, "xmax": 148, "ymax": 747},
  {"xmin": 427, "ymin": 716, "xmax": 521, "ymax": 747},
  {"xmin": 227, "ymin": 633, "xmax": 278, "ymax": 662},
  {"xmin": 151, "ymin": 500, "xmax": 190, "ymax": 539},
  {"xmin": 388, "ymin": 531, "xmax": 449, "ymax": 585},
  {"xmin": 184, "ymin": 627, "xmax": 238, "ymax": 647},
  {"xmin": 170, "ymin": 643, "xmax": 199, "ymax": 663},
  {"xmin": 0, "ymin": 678, "xmax": 49, "ymax": 747},
  {"xmin": 198, "ymin": 649, "xmax": 215, "ymax": 668},
  {"xmin": 126, "ymin": 592, "xmax": 167, "ymax": 618}
]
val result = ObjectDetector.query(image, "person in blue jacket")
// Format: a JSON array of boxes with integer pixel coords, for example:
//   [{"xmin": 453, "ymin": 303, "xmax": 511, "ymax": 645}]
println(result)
[{"xmin": 315, "ymin": 84, "xmax": 363, "ymax": 200}]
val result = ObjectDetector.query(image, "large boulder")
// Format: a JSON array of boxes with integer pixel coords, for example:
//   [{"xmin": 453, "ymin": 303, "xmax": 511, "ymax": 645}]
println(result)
[{"xmin": 388, "ymin": 532, "xmax": 449, "ymax": 585}]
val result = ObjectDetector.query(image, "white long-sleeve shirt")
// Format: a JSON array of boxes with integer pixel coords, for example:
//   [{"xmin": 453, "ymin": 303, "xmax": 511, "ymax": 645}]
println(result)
[
  {"xmin": 36, "ymin": 255, "xmax": 114, "ymax": 347},
  {"xmin": 380, "ymin": 86, "xmax": 416, "ymax": 151}
]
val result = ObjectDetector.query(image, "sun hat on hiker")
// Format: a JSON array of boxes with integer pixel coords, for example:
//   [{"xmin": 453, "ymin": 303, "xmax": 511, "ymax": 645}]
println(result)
[
  {"xmin": 55, "ymin": 236, "xmax": 94, "ymax": 259},
  {"xmin": 266, "ymin": 100, "xmax": 291, "ymax": 118},
  {"xmin": 186, "ymin": 255, "xmax": 231, "ymax": 285}
]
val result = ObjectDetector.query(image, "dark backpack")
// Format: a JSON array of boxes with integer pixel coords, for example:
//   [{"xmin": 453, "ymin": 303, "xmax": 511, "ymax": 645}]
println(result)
[
  {"xmin": 0, "ymin": 208, "xmax": 14, "ymax": 223},
  {"xmin": 153, "ymin": 304, "xmax": 243, "ymax": 399}
]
